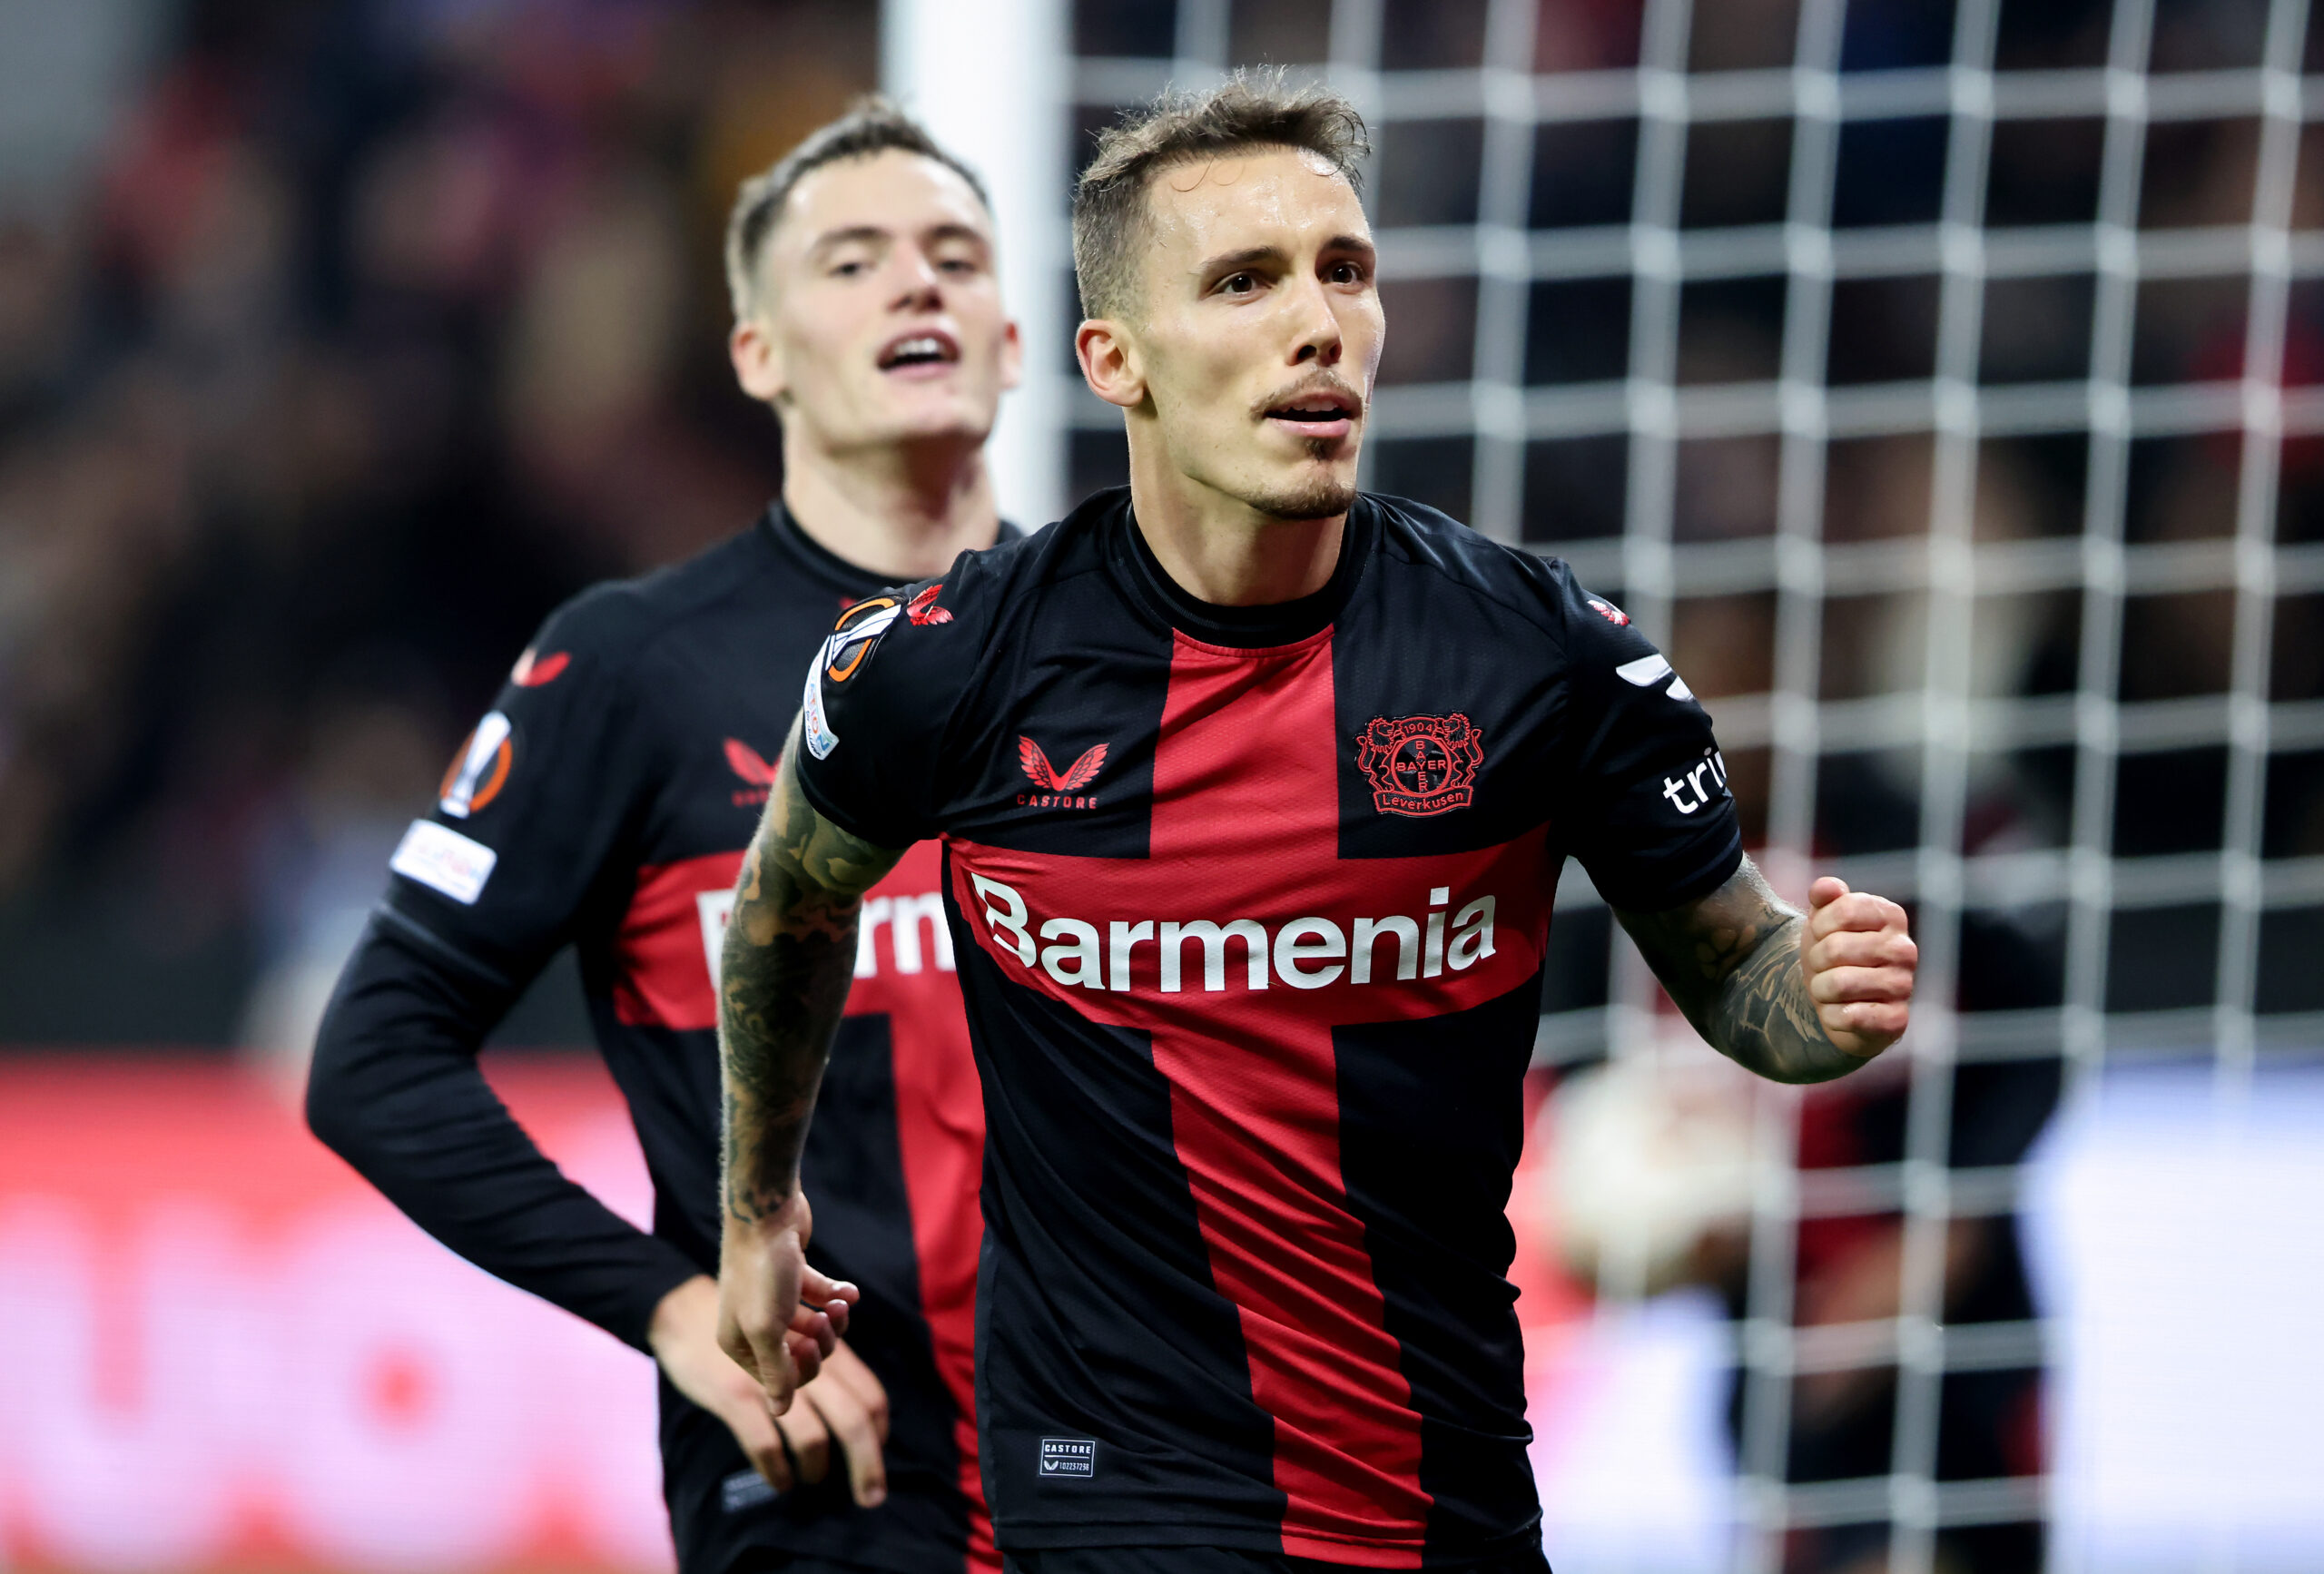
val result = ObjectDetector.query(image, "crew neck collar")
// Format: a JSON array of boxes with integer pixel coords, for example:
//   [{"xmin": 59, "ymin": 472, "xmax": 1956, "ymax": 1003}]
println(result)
[
  {"xmin": 758, "ymin": 500, "xmax": 1018, "ymax": 598},
  {"xmin": 1108, "ymin": 491, "xmax": 1374, "ymax": 650},
  {"xmin": 756, "ymin": 500, "xmax": 897, "ymax": 600}
]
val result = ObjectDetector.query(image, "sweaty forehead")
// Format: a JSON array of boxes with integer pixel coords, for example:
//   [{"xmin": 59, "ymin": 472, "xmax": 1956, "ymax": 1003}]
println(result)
[
  {"xmin": 1143, "ymin": 147, "xmax": 1367, "ymax": 255},
  {"xmin": 774, "ymin": 150, "xmax": 991, "ymax": 258}
]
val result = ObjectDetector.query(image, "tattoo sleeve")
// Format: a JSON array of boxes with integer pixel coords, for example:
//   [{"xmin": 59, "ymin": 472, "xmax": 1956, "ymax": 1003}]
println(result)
[
  {"xmin": 718, "ymin": 718, "xmax": 906, "ymax": 1224},
  {"xmin": 1613, "ymin": 857, "xmax": 1869, "ymax": 1085}
]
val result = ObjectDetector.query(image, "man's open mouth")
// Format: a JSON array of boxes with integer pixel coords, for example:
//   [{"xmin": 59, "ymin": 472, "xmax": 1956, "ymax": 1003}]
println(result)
[
  {"xmin": 1263, "ymin": 385, "xmax": 1361, "ymax": 433},
  {"xmin": 878, "ymin": 330, "xmax": 960, "ymax": 371}
]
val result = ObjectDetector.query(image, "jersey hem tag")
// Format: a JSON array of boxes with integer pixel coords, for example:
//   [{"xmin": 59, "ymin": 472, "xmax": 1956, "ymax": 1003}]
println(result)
[
  {"xmin": 389, "ymin": 820, "xmax": 497, "ymax": 905},
  {"xmin": 1039, "ymin": 1437, "xmax": 1097, "ymax": 1479}
]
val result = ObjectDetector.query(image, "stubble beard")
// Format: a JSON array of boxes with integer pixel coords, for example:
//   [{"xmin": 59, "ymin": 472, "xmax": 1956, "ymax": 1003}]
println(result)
[{"xmin": 1241, "ymin": 438, "xmax": 1357, "ymax": 521}]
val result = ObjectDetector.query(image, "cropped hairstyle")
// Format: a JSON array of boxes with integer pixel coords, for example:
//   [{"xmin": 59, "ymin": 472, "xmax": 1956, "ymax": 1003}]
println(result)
[
  {"xmin": 724, "ymin": 95, "xmax": 992, "ymax": 320},
  {"xmin": 1072, "ymin": 72, "xmax": 1370, "ymax": 321}
]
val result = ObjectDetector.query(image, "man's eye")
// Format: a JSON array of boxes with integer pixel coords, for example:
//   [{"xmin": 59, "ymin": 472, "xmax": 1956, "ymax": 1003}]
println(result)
[
  {"xmin": 1221, "ymin": 273, "xmax": 1256, "ymax": 295},
  {"xmin": 1327, "ymin": 261, "xmax": 1364, "ymax": 284},
  {"xmin": 832, "ymin": 260, "xmax": 866, "ymax": 277}
]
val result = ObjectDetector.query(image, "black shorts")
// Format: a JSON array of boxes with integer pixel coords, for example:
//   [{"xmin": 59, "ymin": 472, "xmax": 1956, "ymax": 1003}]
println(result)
[
  {"xmin": 1002, "ymin": 1548, "xmax": 1550, "ymax": 1574},
  {"xmin": 664, "ymin": 1375, "xmax": 970, "ymax": 1574}
]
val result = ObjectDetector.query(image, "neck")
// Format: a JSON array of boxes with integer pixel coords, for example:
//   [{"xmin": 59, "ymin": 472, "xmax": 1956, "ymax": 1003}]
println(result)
[
  {"xmin": 1124, "ymin": 422, "xmax": 1345, "ymax": 607},
  {"xmin": 781, "ymin": 428, "xmax": 1001, "ymax": 581}
]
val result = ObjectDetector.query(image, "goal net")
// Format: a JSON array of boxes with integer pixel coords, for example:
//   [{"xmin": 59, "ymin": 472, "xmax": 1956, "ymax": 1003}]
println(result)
[{"xmin": 1045, "ymin": 1, "xmax": 2323, "ymax": 1570}]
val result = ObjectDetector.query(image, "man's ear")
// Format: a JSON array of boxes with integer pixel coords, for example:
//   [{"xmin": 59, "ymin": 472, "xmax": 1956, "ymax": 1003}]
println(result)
[
  {"xmin": 731, "ymin": 315, "xmax": 788, "ymax": 408},
  {"xmin": 998, "ymin": 317, "xmax": 1025, "ymax": 394},
  {"xmin": 1077, "ymin": 318, "xmax": 1144, "ymax": 410}
]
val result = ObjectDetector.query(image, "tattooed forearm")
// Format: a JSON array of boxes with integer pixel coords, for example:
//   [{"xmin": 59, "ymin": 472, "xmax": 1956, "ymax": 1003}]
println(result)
[
  {"xmin": 1614, "ymin": 858, "xmax": 1869, "ymax": 1084},
  {"xmin": 718, "ymin": 718, "xmax": 905, "ymax": 1224}
]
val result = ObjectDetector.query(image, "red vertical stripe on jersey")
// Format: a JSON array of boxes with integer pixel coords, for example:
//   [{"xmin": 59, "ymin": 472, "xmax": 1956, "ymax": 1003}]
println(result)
[
  {"xmin": 878, "ymin": 843, "xmax": 993, "ymax": 1570},
  {"xmin": 609, "ymin": 851, "xmax": 743, "ymax": 1028},
  {"xmin": 608, "ymin": 841, "xmax": 992, "ymax": 1564},
  {"xmin": 1148, "ymin": 627, "xmax": 1430, "ymax": 1566}
]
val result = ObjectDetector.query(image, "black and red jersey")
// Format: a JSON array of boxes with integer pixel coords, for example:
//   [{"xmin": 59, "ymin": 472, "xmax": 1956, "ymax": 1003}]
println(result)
[
  {"xmin": 793, "ymin": 489, "xmax": 1742, "ymax": 1566},
  {"xmin": 318, "ymin": 507, "xmax": 992, "ymax": 1572}
]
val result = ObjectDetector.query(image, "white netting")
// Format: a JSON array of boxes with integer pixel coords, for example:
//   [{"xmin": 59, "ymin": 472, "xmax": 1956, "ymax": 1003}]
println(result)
[{"xmin": 1058, "ymin": 2, "xmax": 2322, "ymax": 1569}]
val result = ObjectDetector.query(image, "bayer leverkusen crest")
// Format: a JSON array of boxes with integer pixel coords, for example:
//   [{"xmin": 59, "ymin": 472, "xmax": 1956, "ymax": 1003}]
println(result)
[{"xmin": 1356, "ymin": 713, "xmax": 1484, "ymax": 818}]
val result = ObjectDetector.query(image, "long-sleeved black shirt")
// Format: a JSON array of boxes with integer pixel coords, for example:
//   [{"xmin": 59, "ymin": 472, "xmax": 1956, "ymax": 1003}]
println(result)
[{"xmin": 308, "ymin": 506, "xmax": 992, "ymax": 1573}]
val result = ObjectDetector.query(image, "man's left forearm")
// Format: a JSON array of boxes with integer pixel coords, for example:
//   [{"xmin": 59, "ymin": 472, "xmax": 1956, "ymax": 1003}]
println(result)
[
  {"xmin": 1616, "ymin": 858, "xmax": 1910, "ymax": 1085},
  {"xmin": 718, "ymin": 727, "xmax": 903, "ymax": 1224},
  {"xmin": 1675, "ymin": 899, "xmax": 1869, "ymax": 1084}
]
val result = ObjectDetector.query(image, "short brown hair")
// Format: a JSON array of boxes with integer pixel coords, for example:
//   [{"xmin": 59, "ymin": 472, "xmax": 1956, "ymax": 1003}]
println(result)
[
  {"xmin": 724, "ymin": 96, "xmax": 992, "ymax": 320},
  {"xmin": 1072, "ymin": 73, "xmax": 1370, "ymax": 321}
]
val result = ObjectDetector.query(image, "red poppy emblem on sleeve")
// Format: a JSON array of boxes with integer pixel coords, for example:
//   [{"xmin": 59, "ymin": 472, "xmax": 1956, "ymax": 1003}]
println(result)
[{"xmin": 1355, "ymin": 713, "xmax": 1484, "ymax": 818}]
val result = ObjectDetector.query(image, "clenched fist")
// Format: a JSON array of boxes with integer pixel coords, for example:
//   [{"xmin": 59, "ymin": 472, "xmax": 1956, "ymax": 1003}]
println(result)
[{"xmin": 1802, "ymin": 877, "xmax": 1916, "ymax": 1058}]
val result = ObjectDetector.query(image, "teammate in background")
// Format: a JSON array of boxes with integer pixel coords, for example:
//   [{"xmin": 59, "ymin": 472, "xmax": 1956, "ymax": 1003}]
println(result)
[
  {"xmin": 307, "ymin": 101, "xmax": 1016, "ymax": 1574},
  {"xmin": 714, "ymin": 77, "xmax": 1917, "ymax": 1573}
]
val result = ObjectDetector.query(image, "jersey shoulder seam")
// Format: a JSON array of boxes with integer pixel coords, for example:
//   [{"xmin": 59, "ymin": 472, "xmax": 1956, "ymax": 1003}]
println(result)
[
  {"xmin": 564, "ymin": 539, "xmax": 777, "ymax": 671},
  {"xmin": 1370, "ymin": 495, "xmax": 1572, "ymax": 650},
  {"xmin": 537, "ymin": 537, "xmax": 785, "ymax": 755},
  {"xmin": 903, "ymin": 530, "xmax": 1110, "ymax": 797}
]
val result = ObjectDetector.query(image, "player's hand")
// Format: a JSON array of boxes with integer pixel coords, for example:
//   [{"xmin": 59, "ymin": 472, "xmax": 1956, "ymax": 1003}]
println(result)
[
  {"xmin": 651, "ymin": 1274, "xmax": 791, "ymax": 1486},
  {"xmin": 651, "ymin": 1275, "xmax": 890, "ymax": 1504},
  {"xmin": 767, "ymin": 1337, "xmax": 891, "ymax": 1506},
  {"xmin": 716, "ymin": 1192, "xmax": 858, "ymax": 1417},
  {"xmin": 1802, "ymin": 877, "xmax": 1915, "ymax": 1059}
]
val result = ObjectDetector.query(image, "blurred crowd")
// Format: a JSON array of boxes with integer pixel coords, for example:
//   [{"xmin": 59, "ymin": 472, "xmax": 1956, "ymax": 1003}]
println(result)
[
  {"xmin": 0, "ymin": 0, "xmax": 874, "ymax": 1045},
  {"xmin": 1, "ymin": 0, "xmax": 2319, "ymax": 1056}
]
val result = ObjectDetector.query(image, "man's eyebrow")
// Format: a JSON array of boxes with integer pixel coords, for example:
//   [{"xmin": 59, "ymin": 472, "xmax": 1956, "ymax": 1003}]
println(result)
[
  {"xmin": 922, "ymin": 221, "xmax": 990, "ymax": 246},
  {"xmin": 1320, "ymin": 232, "xmax": 1377, "ymax": 261},
  {"xmin": 1196, "ymin": 243, "xmax": 1289, "ymax": 278},
  {"xmin": 806, "ymin": 224, "xmax": 891, "ymax": 258}
]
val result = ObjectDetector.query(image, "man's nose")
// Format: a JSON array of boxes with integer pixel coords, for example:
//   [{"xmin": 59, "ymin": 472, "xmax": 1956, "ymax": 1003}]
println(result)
[
  {"xmin": 888, "ymin": 247, "xmax": 943, "ymax": 310},
  {"xmin": 1286, "ymin": 276, "xmax": 1344, "ymax": 368}
]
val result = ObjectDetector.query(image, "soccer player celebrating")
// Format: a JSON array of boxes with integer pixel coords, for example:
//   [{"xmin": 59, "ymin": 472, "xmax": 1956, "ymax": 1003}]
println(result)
[
  {"xmin": 309, "ymin": 102, "xmax": 1016, "ymax": 1574},
  {"xmin": 716, "ymin": 79, "xmax": 1916, "ymax": 1573}
]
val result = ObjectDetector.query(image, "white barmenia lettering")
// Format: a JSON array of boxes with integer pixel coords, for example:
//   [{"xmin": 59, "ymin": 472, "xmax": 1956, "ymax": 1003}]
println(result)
[
  {"xmin": 1108, "ymin": 920, "xmax": 1154, "ymax": 992},
  {"xmin": 1274, "ymin": 918, "xmax": 1345, "ymax": 989},
  {"xmin": 971, "ymin": 874, "xmax": 1034, "ymax": 967},
  {"xmin": 964, "ymin": 875, "xmax": 1505, "ymax": 993},
  {"xmin": 855, "ymin": 895, "xmax": 889, "ymax": 978},
  {"xmin": 1039, "ymin": 918, "xmax": 1105, "ymax": 989},
  {"xmin": 1448, "ymin": 896, "xmax": 1497, "ymax": 970},
  {"xmin": 1159, "ymin": 920, "xmax": 1269, "ymax": 992},
  {"xmin": 700, "ymin": 889, "xmax": 735, "ymax": 980},
  {"xmin": 890, "ymin": 891, "xmax": 952, "ymax": 974},
  {"xmin": 1350, "ymin": 915, "xmax": 1418, "ymax": 983}
]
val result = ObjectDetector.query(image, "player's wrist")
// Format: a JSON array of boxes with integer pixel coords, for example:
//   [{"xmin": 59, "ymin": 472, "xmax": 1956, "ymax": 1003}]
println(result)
[
  {"xmin": 721, "ymin": 1187, "xmax": 811, "ymax": 1246},
  {"xmin": 646, "ymin": 1273, "xmax": 717, "ymax": 1360}
]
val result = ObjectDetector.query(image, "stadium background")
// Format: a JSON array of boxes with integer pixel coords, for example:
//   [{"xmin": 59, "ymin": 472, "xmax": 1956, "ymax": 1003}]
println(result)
[{"xmin": 0, "ymin": 0, "xmax": 2319, "ymax": 1571}]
